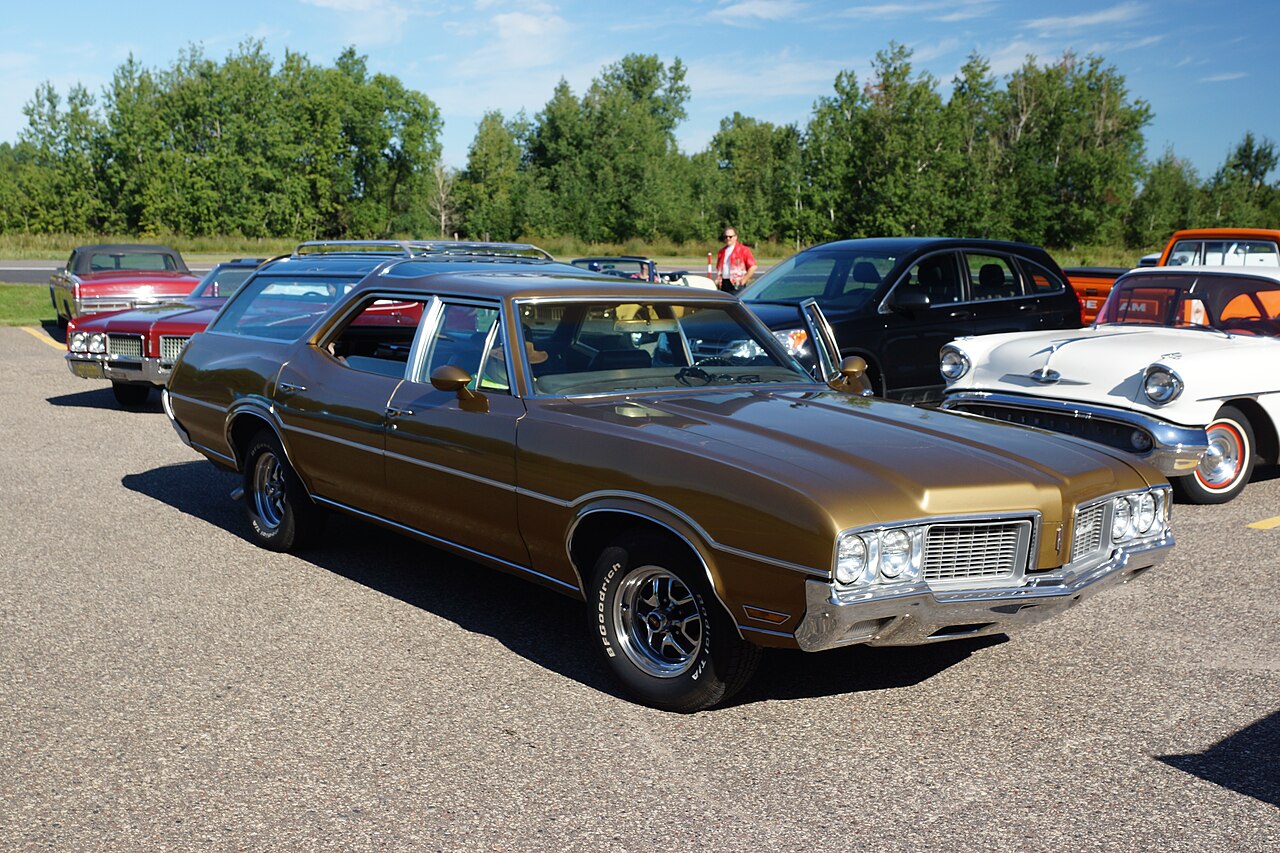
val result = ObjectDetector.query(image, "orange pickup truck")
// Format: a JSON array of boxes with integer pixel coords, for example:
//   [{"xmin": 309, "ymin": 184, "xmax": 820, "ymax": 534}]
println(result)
[{"xmin": 1065, "ymin": 227, "xmax": 1280, "ymax": 322}]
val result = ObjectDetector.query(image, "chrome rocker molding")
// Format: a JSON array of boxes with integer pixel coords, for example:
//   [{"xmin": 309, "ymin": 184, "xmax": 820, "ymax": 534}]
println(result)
[
  {"xmin": 942, "ymin": 390, "xmax": 1209, "ymax": 475},
  {"xmin": 794, "ymin": 533, "xmax": 1173, "ymax": 652}
]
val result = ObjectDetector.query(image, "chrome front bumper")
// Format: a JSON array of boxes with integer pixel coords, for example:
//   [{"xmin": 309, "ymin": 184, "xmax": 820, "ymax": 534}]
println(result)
[
  {"xmin": 793, "ymin": 534, "xmax": 1172, "ymax": 652},
  {"xmin": 65, "ymin": 353, "xmax": 170, "ymax": 386},
  {"xmin": 941, "ymin": 391, "xmax": 1208, "ymax": 476}
]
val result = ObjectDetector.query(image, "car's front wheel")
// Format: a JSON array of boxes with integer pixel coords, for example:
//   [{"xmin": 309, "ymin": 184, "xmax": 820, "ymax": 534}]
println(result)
[
  {"xmin": 111, "ymin": 382, "xmax": 151, "ymax": 406},
  {"xmin": 589, "ymin": 531, "xmax": 760, "ymax": 712},
  {"xmin": 242, "ymin": 429, "xmax": 320, "ymax": 551},
  {"xmin": 1174, "ymin": 406, "xmax": 1255, "ymax": 504}
]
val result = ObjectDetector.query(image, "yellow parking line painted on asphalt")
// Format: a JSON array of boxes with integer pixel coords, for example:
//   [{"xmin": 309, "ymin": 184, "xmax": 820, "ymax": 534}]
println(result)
[
  {"xmin": 17, "ymin": 325, "xmax": 64, "ymax": 351},
  {"xmin": 1246, "ymin": 516, "xmax": 1280, "ymax": 530}
]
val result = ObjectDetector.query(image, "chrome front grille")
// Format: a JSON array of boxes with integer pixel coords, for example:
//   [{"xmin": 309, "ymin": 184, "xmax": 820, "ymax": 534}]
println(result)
[
  {"xmin": 1071, "ymin": 502, "xmax": 1107, "ymax": 562},
  {"xmin": 159, "ymin": 335, "xmax": 189, "ymax": 364},
  {"xmin": 923, "ymin": 520, "xmax": 1032, "ymax": 583},
  {"xmin": 106, "ymin": 334, "xmax": 144, "ymax": 359}
]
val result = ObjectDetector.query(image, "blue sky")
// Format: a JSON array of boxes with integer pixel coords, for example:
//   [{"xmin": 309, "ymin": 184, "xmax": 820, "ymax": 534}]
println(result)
[{"xmin": 2, "ymin": 1, "xmax": 1276, "ymax": 180}]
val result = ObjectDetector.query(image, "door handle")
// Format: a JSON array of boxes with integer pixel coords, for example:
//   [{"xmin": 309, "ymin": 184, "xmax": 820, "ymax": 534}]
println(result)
[
  {"xmin": 947, "ymin": 310, "xmax": 971, "ymax": 319},
  {"xmin": 385, "ymin": 407, "xmax": 415, "ymax": 418},
  {"xmin": 278, "ymin": 382, "xmax": 306, "ymax": 393}
]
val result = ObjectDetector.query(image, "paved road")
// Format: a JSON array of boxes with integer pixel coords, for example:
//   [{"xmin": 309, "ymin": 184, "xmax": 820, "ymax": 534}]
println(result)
[
  {"xmin": 1, "ymin": 325, "xmax": 1277, "ymax": 850},
  {"xmin": 0, "ymin": 260, "xmax": 218, "ymax": 285}
]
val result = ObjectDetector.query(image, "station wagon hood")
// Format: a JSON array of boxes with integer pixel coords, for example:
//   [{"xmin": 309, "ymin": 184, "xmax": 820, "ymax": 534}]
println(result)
[
  {"xmin": 963, "ymin": 325, "xmax": 1278, "ymax": 409},
  {"xmin": 560, "ymin": 388, "xmax": 1151, "ymax": 527}
]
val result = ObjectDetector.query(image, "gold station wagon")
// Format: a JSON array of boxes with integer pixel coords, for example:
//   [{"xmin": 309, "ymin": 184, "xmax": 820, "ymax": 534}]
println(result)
[{"xmin": 164, "ymin": 264, "xmax": 1174, "ymax": 712}]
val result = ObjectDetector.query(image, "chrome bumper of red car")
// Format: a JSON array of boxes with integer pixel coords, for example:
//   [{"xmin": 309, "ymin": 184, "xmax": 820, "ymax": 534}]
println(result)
[
  {"xmin": 793, "ymin": 534, "xmax": 1172, "ymax": 652},
  {"xmin": 65, "ymin": 353, "xmax": 170, "ymax": 386}
]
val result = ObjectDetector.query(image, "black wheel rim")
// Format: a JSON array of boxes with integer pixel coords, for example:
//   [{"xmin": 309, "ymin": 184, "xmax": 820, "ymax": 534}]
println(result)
[{"xmin": 613, "ymin": 566, "xmax": 704, "ymax": 678}]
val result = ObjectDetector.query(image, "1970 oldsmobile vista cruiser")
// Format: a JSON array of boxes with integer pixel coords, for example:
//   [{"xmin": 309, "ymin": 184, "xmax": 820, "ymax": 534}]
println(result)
[{"xmin": 165, "ymin": 267, "xmax": 1173, "ymax": 711}]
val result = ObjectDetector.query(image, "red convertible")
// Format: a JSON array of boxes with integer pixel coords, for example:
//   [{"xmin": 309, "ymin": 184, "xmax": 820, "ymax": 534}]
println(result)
[
  {"xmin": 49, "ymin": 243, "xmax": 201, "ymax": 327},
  {"xmin": 66, "ymin": 258, "xmax": 265, "ymax": 405}
]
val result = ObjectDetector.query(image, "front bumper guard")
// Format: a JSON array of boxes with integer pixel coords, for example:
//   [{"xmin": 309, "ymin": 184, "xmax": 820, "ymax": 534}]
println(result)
[
  {"xmin": 794, "ymin": 534, "xmax": 1172, "ymax": 652},
  {"xmin": 941, "ymin": 390, "xmax": 1207, "ymax": 476},
  {"xmin": 66, "ymin": 353, "xmax": 170, "ymax": 386}
]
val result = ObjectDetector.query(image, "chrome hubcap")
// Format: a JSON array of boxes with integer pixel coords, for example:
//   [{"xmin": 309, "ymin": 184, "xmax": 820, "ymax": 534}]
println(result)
[
  {"xmin": 252, "ymin": 451, "xmax": 287, "ymax": 530},
  {"xmin": 1197, "ymin": 422, "xmax": 1244, "ymax": 488},
  {"xmin": 614, "ymin": 566, "xmax": 703, "ymax": 678}
]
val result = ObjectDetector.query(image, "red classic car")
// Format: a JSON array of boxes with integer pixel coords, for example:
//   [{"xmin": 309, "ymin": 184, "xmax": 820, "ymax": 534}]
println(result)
[
  {"xmin": 66, "ymin": 241, "xmax": 586, "ymax": 405},
  {"xmin": 49, "ymin": 244, "xmax": 201, "ymax": 327},
  {"xmin": 65, "ymin": 258, "xmax": 266, "ymax": 405}
]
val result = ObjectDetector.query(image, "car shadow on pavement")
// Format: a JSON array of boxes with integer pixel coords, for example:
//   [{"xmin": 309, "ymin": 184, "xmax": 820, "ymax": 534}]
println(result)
[
  {"xmin": 47, "ymin": 387, "xmax": 162, "ymax": 412},
  {"xmin": 1157, "ymin": 710, "xmax": 1279, "ymax": 807},
  {"xmin": 125, "ymin": 459, "xmax": 1011, "ymax": 709},
  {"xmin": 41, "ymin": 319, "xmax": 66, "ymax": 345}
]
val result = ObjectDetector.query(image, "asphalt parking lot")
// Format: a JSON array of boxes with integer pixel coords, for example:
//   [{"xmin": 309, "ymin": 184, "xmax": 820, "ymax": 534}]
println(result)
[{"xmin": 1, "ymin": 324, "xmax": 1277, "ymax": 850}]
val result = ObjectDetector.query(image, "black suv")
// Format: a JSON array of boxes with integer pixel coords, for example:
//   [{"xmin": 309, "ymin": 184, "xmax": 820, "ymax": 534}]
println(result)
[{"xmin": 740, "ymin": 238, "xmax": 1083, "ymax": 402}]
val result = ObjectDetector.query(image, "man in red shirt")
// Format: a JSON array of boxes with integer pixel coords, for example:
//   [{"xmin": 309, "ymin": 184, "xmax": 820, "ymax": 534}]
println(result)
[{"xmin": 714, "ymin": 227, "xmax": 757, "ymax": 292}]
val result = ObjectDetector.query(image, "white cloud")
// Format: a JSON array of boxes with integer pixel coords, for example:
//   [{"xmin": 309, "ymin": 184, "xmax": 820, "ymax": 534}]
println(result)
[
  {"xmin": 686, "ymin": 51, "xmax": 858, "ymax": 101},
  {"xmin": 1201, "ymin": 72, "xmax": 1247, "ymax": 83},
  {"xmin": 296, "ymin": 0, "xmax": 443, "ymax": 43},
  {"xmin": 1025, "ymin": 2, "xmax": 1145, "ymax": 34},
  {"xmin": 841, "ymin": 1, "xmax": 991, "ymax": 20},
  {"xmin": 709, "ymin": 1, "xmax": 807, "ymax": 25}
]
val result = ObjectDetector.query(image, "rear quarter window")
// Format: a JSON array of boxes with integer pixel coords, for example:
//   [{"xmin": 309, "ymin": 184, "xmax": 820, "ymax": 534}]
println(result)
[
  {"xmin": 209, "ymin": 275, "xmax": 356, "ymax": 341},
  {"xmin": 1018, "ymin": 259, "xmax": 1067, "ymax": 294}
]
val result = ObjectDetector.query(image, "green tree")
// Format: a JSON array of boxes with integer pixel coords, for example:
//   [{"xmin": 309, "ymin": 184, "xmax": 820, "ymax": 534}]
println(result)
[{"xmin": 1126, "ymin": 151, "xmax": 1200, "ymax": 248}]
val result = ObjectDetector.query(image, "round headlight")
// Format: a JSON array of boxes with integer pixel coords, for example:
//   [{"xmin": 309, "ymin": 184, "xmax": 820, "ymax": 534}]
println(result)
[
  {"xmin": 1135, "ymin": 493, "xmax": 1156, "ymax": 533},
  {"xmin": 88, "ymin": 333, "xmax": 106, "ymax": 354},
  {"xmin": 939, "ymin": 346, "xmax": 971, "ymax": 382},
  {"xmin": 1112, "ymin": 496, "xmax": 1134, "ymax": 541},
  {"xmin": 1143, "ymin": 366, "xmax": 1183, "ymax": 405},
  {"xmin": 772, "ymin": 328, "xmax": 809, "ymax": 357},
  {"xmin": 880, "ymin": 529, "xmax": 911, "ymax": 579},
  {"xmin": 835, "ymin": 535, "xmax": 868, "ymax": 585},
  {"xmin": 69, "ymin": 331, "xmax": 88, "ymax": 352}
]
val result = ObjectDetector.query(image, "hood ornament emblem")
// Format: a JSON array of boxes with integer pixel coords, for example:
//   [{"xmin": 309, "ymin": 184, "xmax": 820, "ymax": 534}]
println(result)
[{"xmin": 1030, "ymin": 367, "xmax": 1061, "ymax": 384}]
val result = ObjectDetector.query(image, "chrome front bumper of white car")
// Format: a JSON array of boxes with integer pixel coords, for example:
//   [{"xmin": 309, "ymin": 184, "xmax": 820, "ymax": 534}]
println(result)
[
  {"xmin": 940, "ymin": 391, "xmax": 1208, "ymax": 476},
  {"xmin": 794, "ymin": 533, "xmax": 1172, "ymax": 651}
]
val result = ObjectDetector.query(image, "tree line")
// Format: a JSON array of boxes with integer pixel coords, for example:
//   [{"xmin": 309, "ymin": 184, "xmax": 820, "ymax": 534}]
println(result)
[{"xmin": 1, "ymin": 40, "xmax": 1276, "ymax": 252}]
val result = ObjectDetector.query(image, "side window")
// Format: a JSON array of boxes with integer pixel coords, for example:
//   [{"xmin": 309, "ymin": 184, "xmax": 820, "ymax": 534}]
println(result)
[
  {"xmin": 963, "ymin": 254, "xmax": 1022, "ymax": 300},
  {"xmin": 325, "ymin": 297, "xmax": 428, "ymax": 378},
  {"xmin": 1167, "ymin": 240, "xmax": 1199, "ymax": 266},
  {"xmin": 834, "ymin": 257, "xmax": 889, "ymax": 308},
  {"xmin": 417, "ymin": 303, "xmax": 508, "ymax": 393},
  {"xmin": 899, "ymin": 254, "xmax": 963, "ymax": 304},
  {"xmin": 1019, "ymin": 260, "xmax": 1067, "ymax": 294}
]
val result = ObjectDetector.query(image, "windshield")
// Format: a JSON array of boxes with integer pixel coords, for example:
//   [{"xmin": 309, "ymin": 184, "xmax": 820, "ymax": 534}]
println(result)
[
  {"xmin": 516, "ymin": 300, "xmax": 815, "ymax": 396},
  {"xmin": 191, "ymin": 264, "xmax": 259, "ymax": 299},
  {"xmin": 738, "ymin": 250, "xmax": 897, "ymax": 309},
  {"xmin": 570, "ymin": 259, "xmax": 650, "ymax": 280},
  {"xmin": 1098, "ymin": 273, "xmax": 1280, "ymax": 336}
]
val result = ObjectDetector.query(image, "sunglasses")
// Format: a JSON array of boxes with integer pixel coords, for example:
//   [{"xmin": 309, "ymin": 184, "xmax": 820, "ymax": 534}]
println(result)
[{"xmin": 721, "ymin": 234, "xmax": 736, "ymax": 240}]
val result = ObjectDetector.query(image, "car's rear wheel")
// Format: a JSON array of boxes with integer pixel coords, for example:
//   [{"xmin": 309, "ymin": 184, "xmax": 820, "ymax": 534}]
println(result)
[
  {"xmin": 589, "ymin": 531, "xmax": 759, "ymax": 712},
  {"xmin": 243, "ymin": 429, "xmax": 320, "ymax": 551},
  {"xmin": 1174, "ymin": 406, "xmax": 1255, "ymax": 504},
  {"xmin": 111, "ymin": 382, "xmax": 151, "ymax": 406}
]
